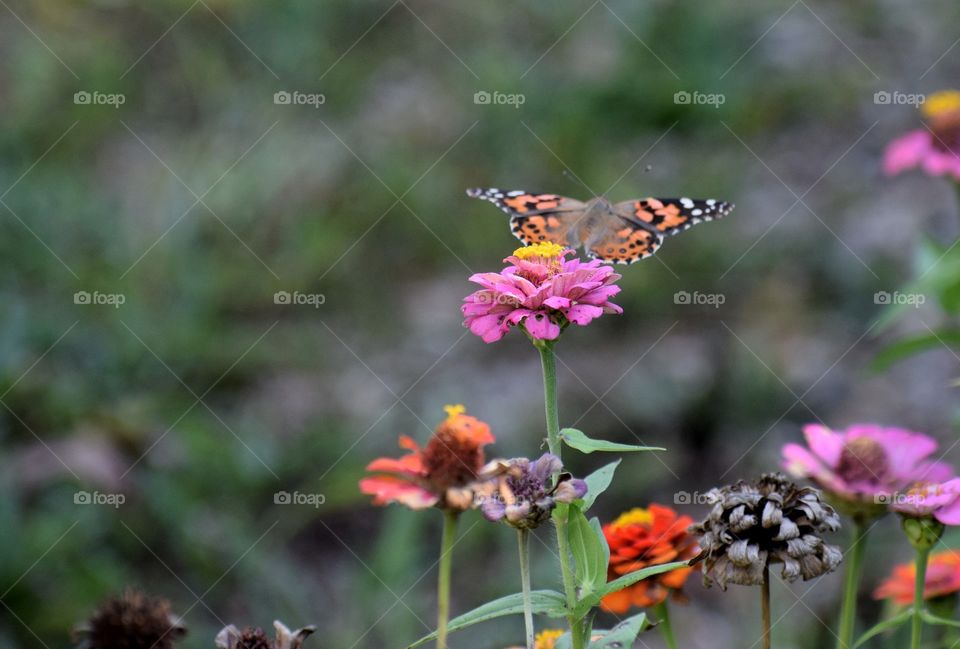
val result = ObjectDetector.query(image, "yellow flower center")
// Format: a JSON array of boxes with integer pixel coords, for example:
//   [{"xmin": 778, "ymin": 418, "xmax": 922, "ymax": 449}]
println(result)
[
  {"xmin": 534, "ymin": 629, "xmax": 565, "ymax": 649},
  {"xmin": 922, "ymin": 90, "xmax": 960, "ymax": 119},
  {"xmin": 443, "ymin": 404, "xmax": 466, "ymax": 420},
  {"xmin": 612, "ymin": 507, "xmax": 654, "ymax": 528},
  {"xmin": 513, "ymin": 242, "xmax": 565, "ymax": 261}
]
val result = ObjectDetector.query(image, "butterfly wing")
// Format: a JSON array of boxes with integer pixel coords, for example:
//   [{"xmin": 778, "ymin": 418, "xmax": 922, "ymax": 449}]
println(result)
[
  {"xmin": 614, "ymin": 197, "xmax": 733, "ymax": 236},
  {"xmin": 584, "ymin": 216, "xmax": 663, "ymax": 264},
  {"xmin": 466, "ymin": 188, "xmax": 587, "ymax": 247}
]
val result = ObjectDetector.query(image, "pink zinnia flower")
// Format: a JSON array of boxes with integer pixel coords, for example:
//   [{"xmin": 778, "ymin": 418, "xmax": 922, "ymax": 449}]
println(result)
[
  {"xmin": 883, "ymin": 90, "xmax": 960, "ymax": 182},
  {"xmin": 782, "ymin": 424, "xmax": 953, "ymax": 507},
  {"xmin": 891, "ymin": 479, "xmax": 960, "ymax": 525},
  {"xmin": 462, "ymin": 242, "xmax": 622, "ymax": 343}
]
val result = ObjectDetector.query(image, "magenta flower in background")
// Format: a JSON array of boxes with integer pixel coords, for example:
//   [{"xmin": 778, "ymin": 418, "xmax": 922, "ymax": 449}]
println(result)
[
  {"xmin": 883, "ymin": 90, "xmax": 960, "ymax": 182},
  {"xmin": 462, "ymin": 242, "xmax": 622, "ymax": 343},
  {"xmin": 892, "ymin": 479, "xmax": 960, "ymax": 525},
  {"xmin": 782, "ymin": 423, "xmax": 953, "ymax": 508}
]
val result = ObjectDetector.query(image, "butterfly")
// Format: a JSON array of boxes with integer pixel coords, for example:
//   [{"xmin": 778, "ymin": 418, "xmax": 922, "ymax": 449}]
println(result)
[{"xmin": 466, "ymin": 187, "xmax": 733, "ymax": 264}]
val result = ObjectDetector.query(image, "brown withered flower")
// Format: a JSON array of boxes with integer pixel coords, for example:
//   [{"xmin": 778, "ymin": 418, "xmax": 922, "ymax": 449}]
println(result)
[
  {"xmin": 215, "ymin": 621, "xmax": 316, "ymax": 649},
  {"xmin": 690, "ymin": 473, "xmax": 842, "ymax": 589},
  {"xmin": 73, "ymin": 589, "xmax": 186, "ymax": 649}
]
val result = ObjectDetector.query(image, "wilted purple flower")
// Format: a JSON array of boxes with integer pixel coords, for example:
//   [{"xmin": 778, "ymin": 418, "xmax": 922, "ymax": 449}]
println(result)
[{"xmin": 480, "ymin": 453, "xmax": 587, "ymax": 529}]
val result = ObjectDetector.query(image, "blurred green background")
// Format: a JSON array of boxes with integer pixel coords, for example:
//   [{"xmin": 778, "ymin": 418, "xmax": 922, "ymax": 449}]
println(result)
[{"xmin": 4, "ymin": 0, "xmax": 960, "ymax": 647}]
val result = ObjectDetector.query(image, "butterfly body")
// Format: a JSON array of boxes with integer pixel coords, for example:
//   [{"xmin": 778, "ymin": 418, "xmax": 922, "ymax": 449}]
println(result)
[{"xmin": 467, "ymin": 187, "xmax": 733, "ymax": 264}]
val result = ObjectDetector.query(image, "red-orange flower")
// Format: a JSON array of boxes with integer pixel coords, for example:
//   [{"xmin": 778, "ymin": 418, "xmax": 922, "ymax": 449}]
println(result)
[
  {"xmin": 359, "ymin": 405, "xmax": 495, "ymax": 511},
  {"xmin": 874, "ymin": 550, "xmax": 960, "ymax": 605},
  {"xmin": 600, "ymin": 504, "xmax": 699, "ymax": 613}
]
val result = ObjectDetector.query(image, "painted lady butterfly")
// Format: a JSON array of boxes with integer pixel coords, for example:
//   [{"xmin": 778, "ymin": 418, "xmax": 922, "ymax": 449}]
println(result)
[{"xmin": 467, "ymin": 188, "xmax": 733, "ymax": 264}]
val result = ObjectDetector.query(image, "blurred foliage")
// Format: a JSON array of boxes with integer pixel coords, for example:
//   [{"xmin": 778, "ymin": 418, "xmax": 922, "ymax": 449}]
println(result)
[{"xmin": 3, "ymin": 0, "xmax": 960, "ymax": 648}]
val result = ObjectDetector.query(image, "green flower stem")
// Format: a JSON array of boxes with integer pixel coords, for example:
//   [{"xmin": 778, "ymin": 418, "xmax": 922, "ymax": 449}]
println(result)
[
  {"xmin": 910, "ymin": 545, "xmax": 931, "ymax": 649},
  {"xmin": 654, "ymin": 601, "xmax": 679, "ymax": 649},
  {"xmin": 536, "ymin": 341, "xmax": 585, "ymax": 649},
  {"xmin": 538, "ymin": 342, "xmax": 561, "ymax": 459},
  {"xmin": 836, "ymin": 521, "xmax": 868, "ymax": 649},
  {"xmin": 436, "ymin": 510, "xmax": 459, "ymax": 649},
  {"xmin": 518, "ymin": 529, "xmax": 535, "ymax": 649},
  {"xmin": 761, "ymin": 565, "xmax": 771, "ymax": 649}
]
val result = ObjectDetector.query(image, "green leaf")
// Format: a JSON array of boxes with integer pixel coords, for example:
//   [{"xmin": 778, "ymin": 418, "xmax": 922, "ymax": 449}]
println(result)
[
  {"xmin": 871, "ymin": 329, "xmax": 960, "ymax": 371},
  {"xmin": 921, "ymin": 610, "xmax": 960, "ymax": 627},
  {"xmin": 567, "ymin": 505, "xmax": 609, "ymax": 598},
  {"xmin": 405, "ymin": 590, "xmax": 568, "ymax": 648},
  {"xmin": 580, "ymin": 460, "xmax": 620, "ymax": 511},
  {"xmin": 588, "ymin": 613, "xmax": 650, "ymax": 648},
  {"xmin": 575, "ymin": 561, "xmax": 689, "ymax": 617},
  {"xmin": 852, "ymin": 608, "xmax": 912, "ymax": 648},
  {"xmin": 559, "ymin": 428, "xmax": 664, "ymax": 454}
]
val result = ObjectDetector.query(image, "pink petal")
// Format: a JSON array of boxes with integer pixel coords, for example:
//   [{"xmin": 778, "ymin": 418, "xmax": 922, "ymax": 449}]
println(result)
[
  {"xmin": 803, "ymin": 424, "xmax": 843, "ymax": 467},
  {"xmin": 883, "ymin": 130, "xmax": 931, "ymax": 176},
  {"xmin": 565, "ymin": 303, "xmax": 604, "ymax": 325},
  {"xmin": 522, "ymin": 312, "xmax": 562, "ymax": 339}
]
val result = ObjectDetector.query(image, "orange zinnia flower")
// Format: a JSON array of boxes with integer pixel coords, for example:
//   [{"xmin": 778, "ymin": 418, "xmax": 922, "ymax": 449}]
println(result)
[
  {"xmin": 874, "ymin": 550, "xmax": 960, "ymax": 605},
  {"xmin": 359, "ymin": 405, "xmax": 495, "ymax": 511},
  {"xmin": 601, "ymin": 504, "xmax": 699, "ymax": 613}
]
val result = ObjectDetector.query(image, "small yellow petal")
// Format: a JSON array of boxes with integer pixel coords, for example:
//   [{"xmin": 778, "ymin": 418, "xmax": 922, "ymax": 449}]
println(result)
[{"xmin": 443, "ymin": 404, "xmax": 466, "ymax": 420}]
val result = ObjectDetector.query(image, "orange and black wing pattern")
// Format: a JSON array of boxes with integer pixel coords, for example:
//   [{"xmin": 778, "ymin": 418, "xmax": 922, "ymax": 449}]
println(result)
[
  {"xmin": 467, "ymin": 188, "xmax": 586, "ymax": 247},
  {"xmin": 615, "ymin": 197, "xmax": 733, "ymax": 236}
]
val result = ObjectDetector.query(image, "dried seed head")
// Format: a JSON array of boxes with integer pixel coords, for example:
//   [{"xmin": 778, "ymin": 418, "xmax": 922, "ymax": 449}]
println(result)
[
  {"xmin": 75, "ymin": 589, "xmax": 186, "ymax": 649},
  {"xmin": 690, "ymin": 473, "xmax": 842, "ymax": 589},
  {"xmin": 215, "ymin": 621, "xmax": 316, "ymax": 649}
]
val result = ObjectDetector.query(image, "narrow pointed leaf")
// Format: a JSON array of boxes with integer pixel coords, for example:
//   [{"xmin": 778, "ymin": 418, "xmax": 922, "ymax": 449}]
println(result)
[
  {"xmin": 588, "ymin": 613, "xmax": 650, "ymax": 648},
  {"xmin": 406, "ymin": 590, "xmax": 567, "ymax": 648},
  {"xmin": 559, "ymin": 428, "xmax": 664, "ymax": 454},
  {"xmin": 852, "ymin": 608, "xmax": 912, "ymax": 648}
]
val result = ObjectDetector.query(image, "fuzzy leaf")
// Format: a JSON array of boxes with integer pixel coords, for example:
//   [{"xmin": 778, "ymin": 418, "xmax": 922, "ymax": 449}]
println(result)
[
  {"xmin": 406, "ymin": 590, "xmax": 568, "ymax": 648},
  {"xmin": 580, "ymin": 460, "xmax": 620, "ymax": 511},
  {"xmin": 575, "ymin": 561, "xmax": 689, "ymax": 617},
  {"xmin": 921, "ymin": 610, "xmax": 960, "ymax": 627},
  {"xmin": 559, "ymin": 428, "xmax": 664, "ymax": 454},
  {"xmin": 588, "ymin": 613, "xmax": 650, "ymax": 648},
  {"xmin": 567, "ymin": 505, "xmax": 609, "ymax": 599}
]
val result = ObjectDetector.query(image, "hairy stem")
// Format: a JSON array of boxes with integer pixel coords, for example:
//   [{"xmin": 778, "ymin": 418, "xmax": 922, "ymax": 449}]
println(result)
[
  {"xmin": 518, "ymin": 529, "xmax": 535, "ymax": 649},
  {"xmin": 537, "ymin": 342, "xmax": 584, "ymax": 649},
  {"xmin": 910, "ymin": 545, "xmax": 930, "ymax": 649},
  {"xmin": 655, "ymin": 601, "xmax": 679, "ymax": 649},
  {"xmin": 837, "ymin": 521, "xmax": 868, "ymax": 649},
  {"xmin": 436, "ymin": 510, "xmax": 459, "ymax": 649}
]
